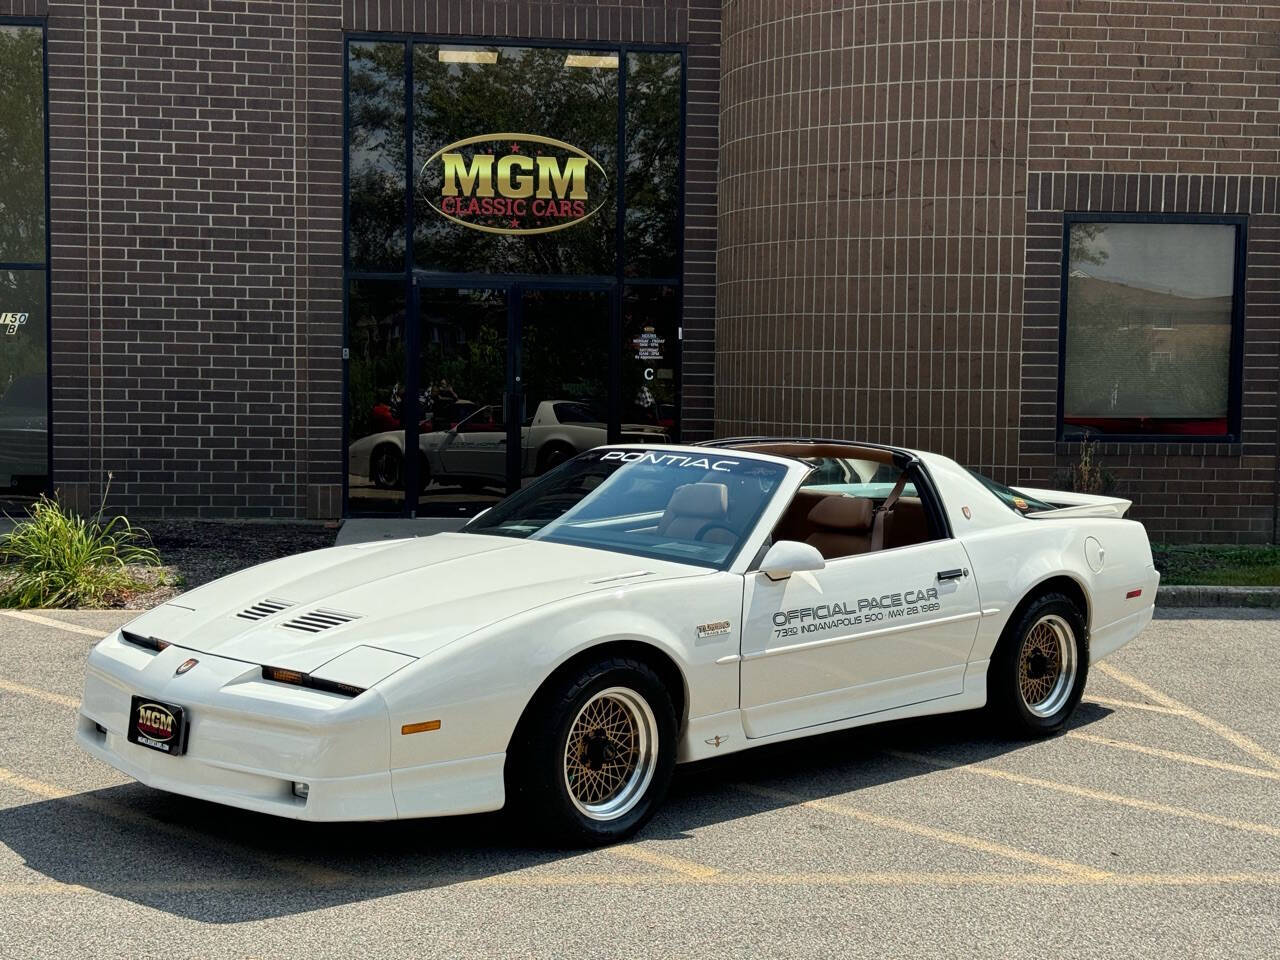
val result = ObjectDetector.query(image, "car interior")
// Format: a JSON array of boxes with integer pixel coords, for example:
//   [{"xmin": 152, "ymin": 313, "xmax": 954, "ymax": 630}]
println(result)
[{"xmin": 722, "ymin": 441, "xmax": 942, "ymax": 561}]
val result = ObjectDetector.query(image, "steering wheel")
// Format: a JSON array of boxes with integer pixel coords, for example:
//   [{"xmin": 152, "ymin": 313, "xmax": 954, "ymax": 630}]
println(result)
[{"xmin": 694, "ymin": 521, "xmax": 739, "ymax": 544}]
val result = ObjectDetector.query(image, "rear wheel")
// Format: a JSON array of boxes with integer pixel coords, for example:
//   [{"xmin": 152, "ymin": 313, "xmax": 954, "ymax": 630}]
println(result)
[
  {"xmin": 988, "ymin": 592, "xmax": 1088, "ymax": 736},
  {"xmin": 537, "ymin": 442, "xmax": 574, "ymax": 475},
  {"xmin": 370, "ymin": 445, "xmax": 402, "ymax": 489},
  {"xmin": 506, "ymin": 657, "xmax": 676, "ymax": 846}
]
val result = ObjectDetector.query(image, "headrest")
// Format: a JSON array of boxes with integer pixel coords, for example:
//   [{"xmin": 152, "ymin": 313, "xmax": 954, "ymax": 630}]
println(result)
[
  {"xmin": 807, "ymin": 495, "xmax": 875, "ymax": 531},
  {"xmin": 665, "ymin": 482, "xmax": 728, "ymax": 518}
]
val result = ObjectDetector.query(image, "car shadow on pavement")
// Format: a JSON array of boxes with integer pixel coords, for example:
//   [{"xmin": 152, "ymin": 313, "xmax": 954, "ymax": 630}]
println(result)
[{"xmin": 0, "ymin": 706, "xmax": 1113, "ymax": 923}]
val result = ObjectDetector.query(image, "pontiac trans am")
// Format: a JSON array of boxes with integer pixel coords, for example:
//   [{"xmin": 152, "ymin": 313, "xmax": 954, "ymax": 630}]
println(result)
[{"xmin": 77, "ymin": 439, "xmax": 1159, "ymax": 845}]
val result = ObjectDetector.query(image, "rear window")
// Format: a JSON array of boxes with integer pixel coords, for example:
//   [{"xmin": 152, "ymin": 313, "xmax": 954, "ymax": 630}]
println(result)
[{"xmin": 968, "ymin": 471, "xmax": 1056, "ymax": 515}]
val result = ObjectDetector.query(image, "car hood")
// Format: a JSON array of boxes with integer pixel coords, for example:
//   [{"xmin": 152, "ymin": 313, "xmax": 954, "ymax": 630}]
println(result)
[{"xmin": 125, "ymin": 533, "xmax": 706, "ymax": 674}]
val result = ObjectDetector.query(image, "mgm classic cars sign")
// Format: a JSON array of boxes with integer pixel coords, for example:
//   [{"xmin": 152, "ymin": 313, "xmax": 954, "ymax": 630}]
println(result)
[{"xmin": 419, "ymin": 132, "xmax": 608, "ymax": 235}]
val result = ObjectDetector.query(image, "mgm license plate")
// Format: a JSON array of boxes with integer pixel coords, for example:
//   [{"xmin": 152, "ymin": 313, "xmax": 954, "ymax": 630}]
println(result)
[{"xmin": 127, "ymin": 695, "xmax": 189, "ymax": 756}]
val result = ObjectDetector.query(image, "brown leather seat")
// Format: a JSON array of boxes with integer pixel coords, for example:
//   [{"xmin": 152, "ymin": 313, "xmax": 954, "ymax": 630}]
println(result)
[
  {"xmin": 884, "ymin": 496, "xmax": 931, "ymax": 549},
  {"xmin": 657, "ymin": 482, "xmax": 735, "ymax": 544},
  {"xmin": 805, "ymin": 495, "xmax": 875, "ymax": 560}
]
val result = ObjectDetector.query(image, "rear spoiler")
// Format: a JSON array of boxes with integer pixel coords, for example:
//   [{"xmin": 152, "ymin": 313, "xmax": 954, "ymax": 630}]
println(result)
[{"xmin": 1011, "ymin": 486, "xmax": 1132, "ymax": 519}]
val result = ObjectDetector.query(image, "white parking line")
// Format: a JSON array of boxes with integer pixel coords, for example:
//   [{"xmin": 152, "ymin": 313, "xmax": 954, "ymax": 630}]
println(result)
[
  {"xmin": 737, "ymin": 783, "xmax": 1113, "ymax": 880},
  {"xmin": 0, "ymin": 677, "xmax": 79, "ymax": 710},
  {"xmin": 0, "ymin": 610, "xmax": 112, "ymax": 639},
  {"xmin": 1096, "ymin": 662, "xmax": 1280, "ymax": 771},
  {"xmin": 1066, "ymin": 731, "xmax": 1280, "ymax": 782},
  {"xmin": 890, "ymin": 751, "xmax": 1280, "ymax": 839}
]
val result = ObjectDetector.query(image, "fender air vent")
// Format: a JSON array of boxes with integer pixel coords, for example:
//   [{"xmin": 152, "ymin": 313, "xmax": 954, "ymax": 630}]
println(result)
[
  {"xmin": 281, "ymin": 609, "xmax": 360, "ymax": 634},
  {"xmin": 238, "ymin": 598, "xmax": 295, "ymax": 621}
]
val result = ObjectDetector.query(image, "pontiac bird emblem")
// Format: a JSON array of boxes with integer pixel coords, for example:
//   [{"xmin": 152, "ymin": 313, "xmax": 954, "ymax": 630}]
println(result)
[
  {"xmin": 175, "ymin": 658, "xmax": 199, "ymax": 676},
  {"xmin": 704, "ymin": 735, "xmax": 729, "ymax": 748}
]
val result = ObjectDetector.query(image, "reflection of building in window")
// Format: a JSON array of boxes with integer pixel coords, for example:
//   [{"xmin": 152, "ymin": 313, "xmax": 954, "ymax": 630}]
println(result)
[{"xmin": 1061, "ymin": 218, "xmax": 1240, "ymax": 438}]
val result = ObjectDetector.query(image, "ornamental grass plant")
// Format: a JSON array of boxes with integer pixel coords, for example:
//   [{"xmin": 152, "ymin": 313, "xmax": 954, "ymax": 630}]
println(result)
[{"xmin": 0, "ymin": 479, "xmax": 160, "ymax": 609}]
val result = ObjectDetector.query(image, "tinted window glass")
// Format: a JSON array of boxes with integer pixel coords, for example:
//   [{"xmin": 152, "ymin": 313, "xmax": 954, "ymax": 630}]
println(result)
[
  {"xmin": 623, "ymin": 285, "xmax": 679, "ymax": 439},
  {"xmin": 967, "ymin": 471, "xmax": 1056, "ymax": 515},
  {"xmin": 799, "ymin": 458, "xmax": 916, "ymax": 500},
  {"xmin": 625, "ymin": 52, "xmax": 682, "ymax": 278},
  {"xmin": 465, "ymin": 449, "xmax": 787, "ymax": 569},
  {"xmin": 0, "ymin": 25, "xmax": 44, "ymax": 264},
  {"xmin": 413, "ymin": 44, "xmax": 618, "ymax": 275},
  {"xmin": 1062, "ymin": 220, "xmax": 1239, "ymax": 438},
  {"xmin": 0, "ymin": 269, "xmax": 47, "ymax": 490},
  {"xmin": 347, "ymin": 42, "xmax": 407, "ymax": 272}
]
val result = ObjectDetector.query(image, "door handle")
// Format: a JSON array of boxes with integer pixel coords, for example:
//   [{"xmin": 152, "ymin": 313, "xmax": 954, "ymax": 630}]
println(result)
[{"xmin": 936, "ymin": 568, "xmax": 966, "ymax": 582}]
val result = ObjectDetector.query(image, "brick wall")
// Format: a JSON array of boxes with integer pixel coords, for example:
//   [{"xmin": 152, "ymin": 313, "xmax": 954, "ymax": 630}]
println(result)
[
  {"xmin": 1022, "ymin": 2, "xmax": 1280, "ymax": 542},
  {"xmin": 29, "ymin": 0, "xmax": 346, "ymax": 519},
  {"xmin": 716, "ymin": 0, "xmax": 1035, "ymax": 475}
]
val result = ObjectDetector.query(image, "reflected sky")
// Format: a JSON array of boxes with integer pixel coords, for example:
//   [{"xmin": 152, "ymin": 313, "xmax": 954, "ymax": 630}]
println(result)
[{"xmin": 1071, "ymin": 222, "xmax": 1235, "ymax": 299}]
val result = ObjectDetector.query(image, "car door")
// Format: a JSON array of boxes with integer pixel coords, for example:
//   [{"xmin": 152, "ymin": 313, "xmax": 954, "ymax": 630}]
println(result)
[
  {"xmin": 738, "ymin": 509, "xmax": 981, "ymax": 740},
  {"xmin": 437, "ymin": 403, "xmax": 507, "ymax": 483}
]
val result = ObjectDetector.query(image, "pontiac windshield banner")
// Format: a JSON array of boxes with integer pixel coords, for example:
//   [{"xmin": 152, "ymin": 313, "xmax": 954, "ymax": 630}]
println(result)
[{"xmin": 420, "ymin": 133, "xmax": 607, "ymax": 235}]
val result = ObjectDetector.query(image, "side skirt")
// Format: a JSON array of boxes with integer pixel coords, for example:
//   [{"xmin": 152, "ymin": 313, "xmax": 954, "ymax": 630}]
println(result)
[{"xmin": 677, "ymin": 659, "xmax": 990, "ymax": 764}]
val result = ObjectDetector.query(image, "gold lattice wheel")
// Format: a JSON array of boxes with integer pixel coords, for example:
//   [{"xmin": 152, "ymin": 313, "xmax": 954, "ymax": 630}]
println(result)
[
  {"xmin": 1017, "ymin": 613, "xmax": 1078, "ymax": 718},
  {"xmin": 563, "ymin": 687, "xmax": 658, "ymax": 821}
]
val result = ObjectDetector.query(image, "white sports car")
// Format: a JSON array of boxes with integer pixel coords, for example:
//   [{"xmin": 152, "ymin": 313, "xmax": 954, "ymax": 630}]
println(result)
[
  {"xmin": 347, "ymin": 399, "xmax": 668, "ymax": 492},
  {"xmin": 77, "ymin": 439, "xmax": 1159, "ymax": 844}
]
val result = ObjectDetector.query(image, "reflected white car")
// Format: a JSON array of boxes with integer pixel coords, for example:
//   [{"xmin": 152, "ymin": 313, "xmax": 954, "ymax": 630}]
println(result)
[
  {"xmin": 77, "ymin": 439, "xmax": 1158, "ymax": 845},
  {"xmin": 348, "ymin": 399, "xmax": 668, "ymax": 491}
]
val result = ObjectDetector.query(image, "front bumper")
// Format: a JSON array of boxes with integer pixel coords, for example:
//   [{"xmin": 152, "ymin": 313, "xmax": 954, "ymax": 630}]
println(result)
[{"xmin": 76, "ymin": 631, "xmax": 505, "ymax": 821}]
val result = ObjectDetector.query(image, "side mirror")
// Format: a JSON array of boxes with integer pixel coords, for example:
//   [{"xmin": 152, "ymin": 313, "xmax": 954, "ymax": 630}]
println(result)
[{"xmin": 759, "ymin": 540, "xmax": 826, "ymax": 581}]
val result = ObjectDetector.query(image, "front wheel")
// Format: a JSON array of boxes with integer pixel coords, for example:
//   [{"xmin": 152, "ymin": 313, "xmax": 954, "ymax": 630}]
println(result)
[
  {"xmin": 506, "ymin": 657, "xmax": 676, "ymax": 846},
  {"xmin": 988, "ymin": 592, "xmax": 1088, "ymax": 736}
]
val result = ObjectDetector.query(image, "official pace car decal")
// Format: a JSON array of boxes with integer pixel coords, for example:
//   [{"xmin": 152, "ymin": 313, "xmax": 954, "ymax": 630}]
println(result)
[{"xmin": 772, "ymin": 588, "xmax": 941, "ymax": 639}]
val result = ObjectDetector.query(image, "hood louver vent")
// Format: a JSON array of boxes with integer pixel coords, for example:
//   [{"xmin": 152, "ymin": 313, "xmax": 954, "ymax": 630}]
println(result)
[
  {"xmin": 237, "ymin": 598, "xmax": 294, "ymax": 621},
  {"xmin": 281, "ymin": 609, "xmax": 360, "ymax": 634}
]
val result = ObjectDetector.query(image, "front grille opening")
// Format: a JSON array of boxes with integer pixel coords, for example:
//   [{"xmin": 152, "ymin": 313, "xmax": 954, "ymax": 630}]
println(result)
[
  {"xmin": 237, "ymin": 598, "xmax": 295, "ymax": 621},
  {"xmin": 281, "ymin": 609, "xmax": 359, "ymax": 634}
]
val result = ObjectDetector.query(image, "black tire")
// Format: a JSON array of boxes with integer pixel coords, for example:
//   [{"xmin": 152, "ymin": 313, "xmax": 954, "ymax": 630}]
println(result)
[
  {"xmin": 536, "ymin": 442, "xmax": 574, "ymax": 475},
  {"xmin": 370, "ymin": 444, "xmax": 402, "ymax": 490},
  {"xmin": 987, "ymin": 591, "xmax": 1089, "ymax": 736},
  {"xmin": 505, "ymin": 656, "xmax": 677, "ymax": 846}
]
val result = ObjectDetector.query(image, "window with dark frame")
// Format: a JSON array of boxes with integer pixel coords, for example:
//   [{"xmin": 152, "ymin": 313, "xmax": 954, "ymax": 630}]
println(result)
[
  {"xmin": 0, "ymin": 21, "xmax": 49, "ymax": 500},
  {"xmin": 1059, "ymin": 215, "xmax": 1245, "ymax": 441}
]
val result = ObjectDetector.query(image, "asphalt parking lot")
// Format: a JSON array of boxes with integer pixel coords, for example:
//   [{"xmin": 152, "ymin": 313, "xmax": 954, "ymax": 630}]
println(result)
[{"xmin": 0, "ymin": 608, "xmax": 1277, "ymax": 959}]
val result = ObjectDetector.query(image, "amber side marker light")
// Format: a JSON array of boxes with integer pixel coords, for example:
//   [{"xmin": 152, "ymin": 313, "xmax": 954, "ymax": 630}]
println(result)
[
  {"xmin": 402, "ymin": 720, "xmax": 442, "ymax": 735},
  {"xmin": 261, "ymin": 666, "xmax": 366, "ymax": 698},
  {"xmin": 1126, "ymin": 589, "xmax": 1143, "ymax": 599}
]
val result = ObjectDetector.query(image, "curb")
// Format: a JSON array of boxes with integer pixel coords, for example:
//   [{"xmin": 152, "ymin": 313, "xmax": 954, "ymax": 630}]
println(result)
[{"xmin": 1156, "ymin": 585, "xmax": 1280, "ymax": 608}]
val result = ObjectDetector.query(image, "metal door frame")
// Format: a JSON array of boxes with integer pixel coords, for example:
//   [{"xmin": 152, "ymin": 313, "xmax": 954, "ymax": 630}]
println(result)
[{"xmin": 409, "ymin": 272, "xmax": 618, "ymax": 516}]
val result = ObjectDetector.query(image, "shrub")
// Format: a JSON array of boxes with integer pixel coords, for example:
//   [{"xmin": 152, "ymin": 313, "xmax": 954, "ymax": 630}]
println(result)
[
  {"xmin": 0, "ymin": 487, "xmax": 160, "ymax": 609},
  {"xmin": 1056, "ymin": 438, "xmax": 1118, "ymax": 496}
]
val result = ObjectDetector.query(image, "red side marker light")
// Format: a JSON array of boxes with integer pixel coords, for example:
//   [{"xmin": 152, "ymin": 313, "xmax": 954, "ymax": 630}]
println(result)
[{"xmin": 1125, "ymin": 589, "xmax": 1142, "ymax": 599}]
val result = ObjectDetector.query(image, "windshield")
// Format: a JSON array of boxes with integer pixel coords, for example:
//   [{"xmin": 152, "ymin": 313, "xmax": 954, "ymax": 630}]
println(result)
[
  {"xmin": 463, "ymin": 449, "xmax": 790, "ymax": 569},
  {"xmin": 967, "ymin": 470, "xmax": 1057, "ymax": 515}
]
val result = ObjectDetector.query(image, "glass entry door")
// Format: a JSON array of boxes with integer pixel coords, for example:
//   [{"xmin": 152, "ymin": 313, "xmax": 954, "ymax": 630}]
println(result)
[
  {"xmin": 515, "ymin": 288, "xmax": 612, "ymax": 486},
  {"xmin": 348, "ymin": 280, "xmax": 631, "ymax": 516},
  {"xmin": 414, "ymin": 287, "xmax": 510, "ymax": 513}
]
